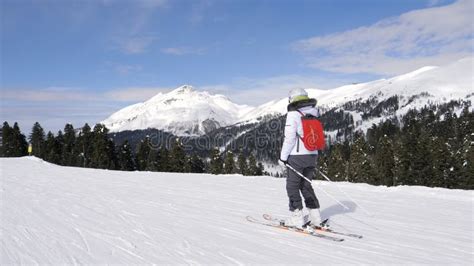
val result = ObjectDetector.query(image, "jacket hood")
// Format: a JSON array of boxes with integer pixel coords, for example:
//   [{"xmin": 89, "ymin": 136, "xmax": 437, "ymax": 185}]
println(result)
[{"xmin": 287, "ymin": 98, "xmax": 317, "ymax": 112}]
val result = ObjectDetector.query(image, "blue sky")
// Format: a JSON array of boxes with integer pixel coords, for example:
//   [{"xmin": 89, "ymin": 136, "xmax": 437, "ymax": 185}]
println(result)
[{"xmin": 1, "ymin": 0, "xmax": 473, "ymax": 133}]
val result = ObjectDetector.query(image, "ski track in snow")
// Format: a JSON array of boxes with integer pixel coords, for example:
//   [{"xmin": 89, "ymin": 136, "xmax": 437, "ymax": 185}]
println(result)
[{"xmin": 1, "ymin": 157, "xmax": 473, "ymax": 264}]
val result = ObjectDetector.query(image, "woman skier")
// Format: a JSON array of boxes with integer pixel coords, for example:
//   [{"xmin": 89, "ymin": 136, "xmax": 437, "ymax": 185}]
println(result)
[{"xmin": 279, "ymin": 88, "xmax": 323, "ymax": 229}]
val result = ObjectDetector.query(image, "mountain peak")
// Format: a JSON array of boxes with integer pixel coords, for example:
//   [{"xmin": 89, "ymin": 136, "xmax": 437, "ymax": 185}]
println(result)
[
  {"xmin": 102, "ymin": 58, "xmax": 472, "ymax": 136},
  {"xmin": 173, "ymin": 85, "xmax": 194, "ymax": 93},
  {"xmin": 101, "ymin": 84, "xmax": 250, "ymax": 136}
]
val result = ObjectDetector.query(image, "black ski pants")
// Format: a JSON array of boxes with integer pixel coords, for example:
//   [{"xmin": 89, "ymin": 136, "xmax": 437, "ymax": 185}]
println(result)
[{"xmin": 286, "ymin": 154, "xmax": 320, "ymax": 211}]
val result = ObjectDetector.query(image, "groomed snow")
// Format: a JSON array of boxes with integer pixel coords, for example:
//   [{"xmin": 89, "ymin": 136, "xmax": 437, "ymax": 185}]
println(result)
[{"xmin": 1, "ymin": 157, "xmax": 473, "ymax": 264}]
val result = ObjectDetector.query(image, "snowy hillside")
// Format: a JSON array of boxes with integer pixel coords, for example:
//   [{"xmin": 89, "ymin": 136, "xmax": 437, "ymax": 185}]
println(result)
[
  {"xmin": 102, "ymin": 58, "xmax": 472, "ymax": 136},
  {"xmin": 239, "ymin": 57, "xmax": 473, "ymax": 127},
  {"xmin": 102, "ymin": 85, "xmax": 253, "ymax": 136},
  {"xmin": 2, "ymin": 157, "xmax": 472, "ymax": 264}
]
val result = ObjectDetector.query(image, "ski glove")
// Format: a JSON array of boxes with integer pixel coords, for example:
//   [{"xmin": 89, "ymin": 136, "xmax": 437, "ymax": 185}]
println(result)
[{"xmin": 278, "ymin": 159, "xmax": 288, "ymax": 167}]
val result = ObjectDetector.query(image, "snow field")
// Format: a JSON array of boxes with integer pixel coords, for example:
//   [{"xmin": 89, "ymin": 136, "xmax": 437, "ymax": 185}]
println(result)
[{"xmin": 1, "ymin": 157, "xmax": 472, "ymax": 264}]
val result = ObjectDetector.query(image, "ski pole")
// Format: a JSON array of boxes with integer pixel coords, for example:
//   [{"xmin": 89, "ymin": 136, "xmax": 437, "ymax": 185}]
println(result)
[
  {"xmin": 283, "ymin": 161, "xmax": 350, "ymax": 211},
  {"xmin": 317, "ymin": 170, "xmax": 375, "ymax": 217}
]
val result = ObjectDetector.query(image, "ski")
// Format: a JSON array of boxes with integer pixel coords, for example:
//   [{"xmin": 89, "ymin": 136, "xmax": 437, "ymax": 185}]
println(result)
[
  {"xmin": 246, "ymin": 216, "xmax": 344, "ymax": 242},
  {"xmin": 262, "ymin": 214, "xmax": 363, "ymax": 239},
  {"xmin": 310, "ymin": 224, "xmax": 363, "ymax": 239}
]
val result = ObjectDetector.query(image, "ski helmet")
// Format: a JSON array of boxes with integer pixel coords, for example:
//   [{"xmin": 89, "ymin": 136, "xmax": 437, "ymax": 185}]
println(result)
[{"xmin": 288, "ymin": 88, "xmax": 309, "ymax": 103}]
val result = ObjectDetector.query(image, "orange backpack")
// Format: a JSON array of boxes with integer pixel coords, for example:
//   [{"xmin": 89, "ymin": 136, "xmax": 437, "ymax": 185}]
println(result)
[{"xmin": 297, "ymin": 110, "xmax": 326, "ymax": 151}]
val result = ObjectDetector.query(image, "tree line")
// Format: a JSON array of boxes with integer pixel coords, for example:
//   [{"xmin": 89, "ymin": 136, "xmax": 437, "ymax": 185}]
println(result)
[
  {"xmin": 0, "ymin": 121, "xmax": 265, "ymax": 176},
  {"xmin": 318, "ymin": 106, "xmax": 473, "ymax": 190},
  {"xmin": 2, "ymin": 102, "xmax": 472, "ymax": 189}
]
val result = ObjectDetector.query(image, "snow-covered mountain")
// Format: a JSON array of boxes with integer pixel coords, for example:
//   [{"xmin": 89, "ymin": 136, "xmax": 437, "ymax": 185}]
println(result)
[
  {"xmin": 102, "ymin": 85, "xmax": 253, "ymax": 136},
  {"xmin": 2, "ymin": 157, "xmax": 472, "ymax": 264},
  {"xmin": 239, "ymin": 57, "xmax": 473, "ymax": 127},
  {"xmin": 103, "ymin": 57, "xmax": 473, "ymax": 136}
]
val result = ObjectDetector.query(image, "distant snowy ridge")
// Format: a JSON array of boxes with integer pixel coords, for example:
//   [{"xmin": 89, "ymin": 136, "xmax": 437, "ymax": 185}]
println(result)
[
  {"xmin": 239, "ymin": 57, "xmax": 473, "ymax": 124},
  {"xmin": 102, "ymin": 85, "xmax": 253, "ymax": 136},
  {"xmin": 102, "ymin": 57, "xmax": 473, "ymax": 136}
]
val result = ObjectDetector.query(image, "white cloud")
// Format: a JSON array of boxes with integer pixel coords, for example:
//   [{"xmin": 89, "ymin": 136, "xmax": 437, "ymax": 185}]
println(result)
[
  {"xmin": 102, "ymin": 62, "xmax": 143, "ymax": 76},
  {"xmin": 1, "ymin": 86, "xmax": 169, "ymax": 103},
  {"xmin": 114, "ymin": 64, "xmax": 143, "ymax": 75},
  {"xmin": 427, "ymin": 0, "xmax": 444, "ymax": 7},
  {"xmin": 293, "ymin": 0, "xmax": 474, "ymax": 75},
  {"xmin": 107, "ymin": 0, "xmax": 167, "ymax": 55},
  {"xmin": 161, "ymin": 47, "xmax": 205, "ymax": 56},
  {"xmin": 0, "ymin": 86, "xmax": 170, "ymax": 133},
  {"xmin": 1, "ymin": 87, "xmax": 95, "ymax": 102},
  {"xmin": 189, "ymin": 0, "xmax": 212, "ymax": 25},
  {"xmin": 101, "ymin": 0, "xmax": 168, "ymax": 9},
  {"xmin": 105, "ymin": 87, "xmax": 170, "ymax": 101},
  {"xmin": 117, "ymin": 36, "xmax": 157, "ymax": 54},
  {"xmin": 200, "ymin": 75, "xmax": 349, "ymax": 106},
  {"xmin": 136, "ymin": 0, "xmax": 168, "ymax": 9}
]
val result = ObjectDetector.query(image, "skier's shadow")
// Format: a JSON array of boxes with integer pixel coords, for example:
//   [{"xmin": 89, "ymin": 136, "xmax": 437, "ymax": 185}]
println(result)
[{"xmin": 321, "ymin": 201, "xmax": 356, "ymax": 219}]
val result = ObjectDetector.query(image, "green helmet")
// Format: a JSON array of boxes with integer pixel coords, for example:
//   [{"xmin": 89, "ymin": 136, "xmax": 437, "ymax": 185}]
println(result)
[{"xmin": 288, "ymin": 88, "xmax": 309, "ymax": 103}]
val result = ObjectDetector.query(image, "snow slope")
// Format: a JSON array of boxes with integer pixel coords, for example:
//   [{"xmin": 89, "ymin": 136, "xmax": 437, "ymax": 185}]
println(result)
[
  {"xmin": 102, "ymin": 85, "xmax": 253, "ymax": 136},
  {"xmin": 1, "ymin": 157, "xmax": 472, "ymax": 264}
]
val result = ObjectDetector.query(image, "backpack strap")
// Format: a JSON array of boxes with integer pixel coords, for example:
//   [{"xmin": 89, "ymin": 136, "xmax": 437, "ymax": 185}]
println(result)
[{"xmin": 295, "ymin": 109, "xmax": 305, "ymax": 152}]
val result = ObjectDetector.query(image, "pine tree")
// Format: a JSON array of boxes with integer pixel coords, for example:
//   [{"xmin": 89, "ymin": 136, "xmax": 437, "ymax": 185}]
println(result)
[
  {"xmin": 248, "ymin": 154, "xmax": 258, "ymax": 175},
  {"xmin": 10, "ymin": 122, "xmax": 28, "ymax": 157},
  {"xmin": 461, "ymin": 134, "xmax": 474, "ymax": 189},
  {"xmin": 391, "ymin": 137, "xmax": 400, "ymax": 183},
  {"xmin": 348, "ymin": 133, "xmax": 375, "ymax": 184},
  {"xmin": 457, "ymin": 107, "xmax": 474, "ymax": 189},
  {"xmin": 55, "ymin": 130, "xmax": 65, "ymax": 165},
  {"xmin": 169, "ymin": 140, "xmax": 186, "ymax": 172},
  {"xmin": 44, "ymin": 131, "xmax": 61, "ymax": 164},
  {"xmin": 29, "ymin": 122, "xmax": 46, "ymax": 158},
  {"xmin": 237, "ymin": 152, "xmax": 248, "ymax": 175},
  {"xmin": 183, "ymin": 155, "xmax": 192, "ymax": 173},
  {"xmin": 158, "ymin": 146, "xmax": 170, "ymax": 171},
  {"xmin": 413, "ymin": 129, "xmax": 434, "ymax": 186},
  {"xmin": 317, "ymin": 151, "xmax": 329, "ymax": 178},
  {"xmin": 439, "ymin": 111, "xmax": 456, "ymax": 140},
  {"xmin": 1, "ymin": 122, "xmax": 14, "ymax": 157},
  {"xmin": 209, "ymin": 148, "xmax": 223, "ymax": 174},
  {"xmin": 375, "ymin": 135, "xmax": 395, "ymax": 186},
  {"xmin": 189, "ymin": 154, "xmax": 205, "ymax": 173},
  {"xmin": 62, "ymin": 124, "xmax": 76, "ymax": 166},
  {"xmin": 136, "ymin": 137, "xmax": 151, "ymax": 171},
  {"xmin": 90, "ymin": 124, "xmax": 113, "ymax": 169},
  {"xmin": 146, "ymin": 148, "xmax": 160, "ymax": 171},
  {"xmin": 396, "ymin": 113, "xmax": 420, "ymax": 185},
  {"xmin": 327, "ymin": 143, "xmax": 347, "ymax": 181},
  {"xmin": 74, "ymin": 123, "xmax": 93, "ymax": 168},
  {"xmin": 223, "ymin": 151, "xmax": 235, "ymax": 174},
  {"xmin": 44, "ymin": 131, "xmax": 54, "ymax": 161},
  {"xmin": 118, "ymin": 140, "xmax": 135, "ymax": 171},
  {"xmin": 256, "ymin": 162, "xmax": 264, "ymax": 176},
  {"xmin": 107, "ymin": 138, "xmax": 118, "ymax": 170},
  {"xmin": 430, "ymin": 136, "xmax": 451, "ymax": 188}
]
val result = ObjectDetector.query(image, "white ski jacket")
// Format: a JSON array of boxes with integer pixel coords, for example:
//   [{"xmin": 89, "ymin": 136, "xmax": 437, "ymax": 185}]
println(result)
[{"xmin": 280, "ymin": 105, "xmax": 320, "ymax": 161}]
